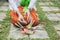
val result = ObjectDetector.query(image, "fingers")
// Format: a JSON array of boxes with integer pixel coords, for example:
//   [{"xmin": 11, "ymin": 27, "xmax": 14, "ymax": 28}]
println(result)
[
  {"xmin": 25, "ymin": 9, "xmax": 31, "ymax": 23},
  {"xmin": 14, "ymin": 21, "xmax": 24, "ymax": 28},
  {"xmin": 18, "ymin": 18, "xmax": 27, "ymax": 24},
  {"xmin": 14, "ymin": 23, "xmax": 20, "ymax": 28},
  {"xmin": 29, "ymin": 17, "xmax": 35, "ymax": 26},
  {"xmin": 17, "ymin": 21, "xmax": 23, "ymax": 28}
]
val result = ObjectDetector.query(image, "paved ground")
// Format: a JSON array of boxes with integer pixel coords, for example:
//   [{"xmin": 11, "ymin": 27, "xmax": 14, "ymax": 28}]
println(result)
[
  {"xmin": 0, "ymin": 2, "xmax": 8, "ymax": 21},
  {"xmin": 0, "ymin": 1, "xmax": 60, "ymax": 40},
  {"xmin": 39, "ymin": 1, "xmax": 60, "ymax": 37},
  {"xmin": 0, "ymin": 12, "xmax": 6, "ymax": 21},
  {"xmin": 8, "ymin": 24, "xmax": 49, "ymax": 39}
]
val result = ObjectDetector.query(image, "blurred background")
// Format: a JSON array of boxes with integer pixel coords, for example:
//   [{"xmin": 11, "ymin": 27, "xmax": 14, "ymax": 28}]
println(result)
[
  {"xmin": 0, "ymin": 0, "xmax": 60, "ymax": 40},
  {"xmin": 0, "ymin": 0, "xmax": 8, "ymax": 2}
]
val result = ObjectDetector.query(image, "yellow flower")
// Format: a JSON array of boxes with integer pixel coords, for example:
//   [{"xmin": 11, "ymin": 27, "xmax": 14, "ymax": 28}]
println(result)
[{"xmin": 26, "ymin": 25, "xmax": 31, "ymax": 29}]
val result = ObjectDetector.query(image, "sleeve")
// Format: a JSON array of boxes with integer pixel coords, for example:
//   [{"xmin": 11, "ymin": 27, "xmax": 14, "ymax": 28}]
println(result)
[
  {"xmin": 8, "ymin": 0, "xmax": 20, "ymax": 11},
  {"xmin": 28, "ymin": 0, "xmax": 36, "ymax": 9}
]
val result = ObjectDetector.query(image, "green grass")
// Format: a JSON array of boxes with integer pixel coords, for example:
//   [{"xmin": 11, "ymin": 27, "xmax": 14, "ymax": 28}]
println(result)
[
  {"xmin": 50, "ymin": 0, "xmax": 60, "ymax": 8},
  {"xmin": 37, "ymin": 0, "xmax": 50, "ymax": 2},
  {"xmin": 38, "ymin": 0, "xmax": 60, "ymax": 8},
  {"xmin": 0, "ymin": 10, "xmax": 8, "ymax": 12},
  {"xmin": 9, "ymin": 37, "xmax": 51, "ymax": 40},
  {"xmin": 0, "ymin": 11, "xmax": 11, "ymax": 40}
]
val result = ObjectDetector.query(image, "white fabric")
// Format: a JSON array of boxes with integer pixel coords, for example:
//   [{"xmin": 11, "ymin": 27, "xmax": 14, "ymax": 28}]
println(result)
[
  {"xmin": 28, "ymin": 0, "xmax": 36, "ymax": 9},
  {"xmin": 8, "ymin": 0, "xmax": 36, "ymax": 11},
  {"xmin": 8, "ymin": 0, "xmax": 20, "ymax": 12}
]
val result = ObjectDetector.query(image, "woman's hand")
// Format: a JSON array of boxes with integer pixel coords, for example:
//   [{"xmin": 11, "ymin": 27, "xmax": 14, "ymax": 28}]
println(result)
[{"xmin": 16, "ymin": 8, "xmax": 27, "ymax": 25}]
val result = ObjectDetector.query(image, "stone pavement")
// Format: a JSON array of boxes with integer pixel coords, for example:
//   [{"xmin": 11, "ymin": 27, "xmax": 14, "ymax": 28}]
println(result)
[
  {"xmin": 0, "ymin": 2, "xmax": 9, "ymax": 21},
  {"xmin": 8, "ymin": 24, "xmax": 49, "ymax": 39},
  {"xmin": 39, "ymin": 1, "xmax": 60, "ymax": 37},
  {"xmin": 53, "ymin": 24, "xmax": 60, "ymax": 37},
  {"xmin": 46, "ymin": 13, "xmax": 60, "ymax": 21},
  {"xmin": 0, "ymin": 12, "xmax": 6, "ymax": 21},
  {"xmin": 0, "ymin": 6, "xmax": 9, "ymax": 11}
]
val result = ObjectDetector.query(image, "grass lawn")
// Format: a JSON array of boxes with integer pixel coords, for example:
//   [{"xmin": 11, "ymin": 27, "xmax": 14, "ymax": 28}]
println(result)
[{"xmin": 0, "ymin": 0, "xmax": 60, "ymax": 40}]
